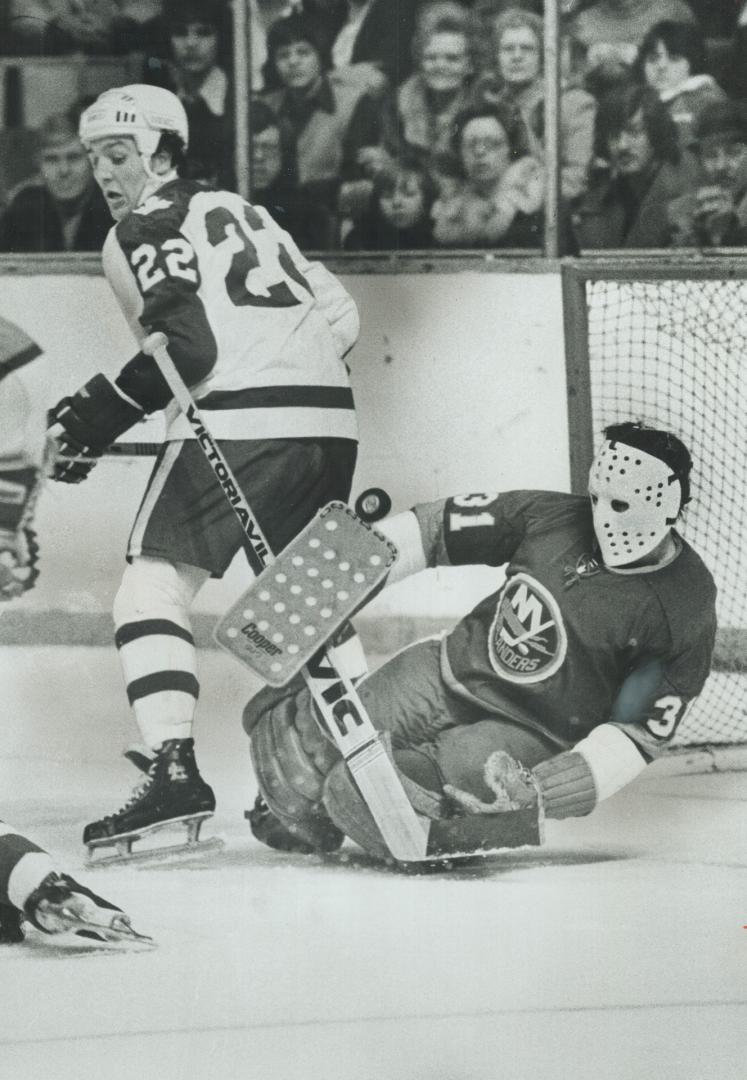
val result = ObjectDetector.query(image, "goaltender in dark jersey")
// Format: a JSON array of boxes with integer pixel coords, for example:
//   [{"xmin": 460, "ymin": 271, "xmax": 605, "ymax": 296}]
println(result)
[{"xmin": 417, "ymin": 489, "xmax": 717, "ymax": 759}]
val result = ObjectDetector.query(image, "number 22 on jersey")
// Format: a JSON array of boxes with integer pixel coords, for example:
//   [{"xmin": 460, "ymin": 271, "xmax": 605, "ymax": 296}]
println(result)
[{"xmin": 130, "ymin": 201, "xmax": 312, "ymax": 309}]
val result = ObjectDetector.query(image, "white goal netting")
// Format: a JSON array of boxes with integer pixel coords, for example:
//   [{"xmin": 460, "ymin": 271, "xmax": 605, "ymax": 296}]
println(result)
[{"xmin": 578, "ymin": 272, "xmax": 747, "ymax": 748}]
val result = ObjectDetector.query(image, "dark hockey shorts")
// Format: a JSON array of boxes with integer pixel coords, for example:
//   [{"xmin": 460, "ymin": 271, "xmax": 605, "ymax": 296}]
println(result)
[{"xmin": 128, "ymin": 436, "xmax": 357, "ymax": 576}]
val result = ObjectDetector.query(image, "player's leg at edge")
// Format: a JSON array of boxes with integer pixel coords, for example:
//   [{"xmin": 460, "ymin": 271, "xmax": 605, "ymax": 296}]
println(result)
[
  {"xmin": 82, "ymin": 557, "xmax": 218, "ymax": 864},
  {"xmin": 0, "ymin": 824, "xmax": 153, "ymax": 949}
]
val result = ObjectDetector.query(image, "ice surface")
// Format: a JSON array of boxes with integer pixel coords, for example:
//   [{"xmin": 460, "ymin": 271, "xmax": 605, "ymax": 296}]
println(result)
[{"xmin": 1, "ymin": 648, "xmax": 745, "ymax": 1080}]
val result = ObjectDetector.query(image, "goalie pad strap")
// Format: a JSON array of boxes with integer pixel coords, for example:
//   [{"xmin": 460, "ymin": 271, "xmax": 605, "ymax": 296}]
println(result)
[{"xmin": 533, "ymin": 752, "xmax": 597, "ymax": 819}]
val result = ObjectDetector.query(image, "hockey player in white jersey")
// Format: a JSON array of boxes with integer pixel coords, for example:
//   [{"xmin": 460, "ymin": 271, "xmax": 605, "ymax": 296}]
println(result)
[
  {"xmin": 0, "ymin": 315, "xmax": 151, "ymax": 946},
  {"xmin": 47, "ymin": 85, "xmax": 362, "ymax": 857}
]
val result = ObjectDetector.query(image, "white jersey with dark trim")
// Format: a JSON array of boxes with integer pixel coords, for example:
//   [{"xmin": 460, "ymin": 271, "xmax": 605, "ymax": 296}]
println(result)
[
  {"xmin": 104, "ymin": 179, "xmax": 360, "ymax": 442},
  {"xmin": 0, "ymin": 819, "xmax": 53, "ymax": 910}
]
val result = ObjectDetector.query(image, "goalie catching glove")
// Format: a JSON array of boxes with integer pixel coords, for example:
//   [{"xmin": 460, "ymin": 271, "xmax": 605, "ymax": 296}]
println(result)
[
  {"xmin": 444, "ymin": 750, "xmax": 597, "ymax": 820},
  {"xmin": 48, "ymin": 374, "xmax": 144, "ymax": 483}
]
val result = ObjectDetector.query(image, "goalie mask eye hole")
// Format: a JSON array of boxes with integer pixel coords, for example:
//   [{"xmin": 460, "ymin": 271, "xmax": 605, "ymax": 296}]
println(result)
[{"xmin": 611, "ymin": 499, "xmax": 629, "ymax": 513}]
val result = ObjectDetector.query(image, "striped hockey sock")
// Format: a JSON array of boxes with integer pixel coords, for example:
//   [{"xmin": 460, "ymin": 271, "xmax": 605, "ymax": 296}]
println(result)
[{"xmin": 115, "ymin": 618, "xmax": 199, "ymax": 749}]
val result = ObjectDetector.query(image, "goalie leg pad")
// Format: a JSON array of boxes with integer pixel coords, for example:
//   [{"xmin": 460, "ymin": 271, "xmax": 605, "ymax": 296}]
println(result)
[
  {"xmin": 323, "ymin": 743, "xmax": 445, "ymax": 860},
  {"xmin": 249, "ymin": 687, "xmax": 344, "ymax": 852},
  {"xmin": 242, "ymin": 674, "xmax": 306, "ymax": 737}
]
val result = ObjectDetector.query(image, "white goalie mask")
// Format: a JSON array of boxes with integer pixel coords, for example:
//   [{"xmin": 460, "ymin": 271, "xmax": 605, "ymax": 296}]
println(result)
[
  {"xmin": 79, "ymin": 85, "xmax": 189, "ymax": 175},
  {"xmin": 588, "ymin": 439, "xmax": 683, "ymax": 567}
]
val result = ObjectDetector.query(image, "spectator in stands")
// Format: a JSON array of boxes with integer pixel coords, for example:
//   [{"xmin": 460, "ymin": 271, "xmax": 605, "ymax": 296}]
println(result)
[
  {"xmin": 310, "ymin": 0, "xmax": 420, "ymax": 87},
  {"xmin": 117, "ymin": 2, "xmax": 171, "ymax": 57},
  {"xmin": 247, "ymin": 0, "xmax": 299, "ymax": 90},
  {"xmin": 667, "ymin": 99, "xmax": 747, "ymax": 246},
  {"xmin": 344, "ymin": 155, "xmax": 437, "ymax": 249},
  {"xmin": 6, "ymin": 0, "xmax": 146, "ymax": 54},
  {"xmin": 470, "ymin": 0, "xmax": 543, "ymax": 74},
  {"xmin": 570, "ymin": 0, "xmax": 698, "ymax": 95},
  {"xmin": 261, "ymin": 11, "xmax": 384, "ymax": 227},
  {"xmin": 415, "ymin": 0, "xmax": 471, "ymax": 39},
  {"xmin": 574, "ymin": 83, "xmax": 699, "ymax": 248},
  {"xmin": 635, "ymin": 21, "xmax": 726, "ymax": 150},
  {"xmin": 472, "ymin": 7, "xmax": 597, "ymax": 202},
  {"xmin": 249, "ymin": 98, "xmax": 338, "ymax": 247},
  {"xmin": 726, "ymin": 1, "xmax": 747, "ymax": 102},
  {"xmin": 389, "ymin": 15, "xmax": 476, "ymax": 166},
  {"xmin": 431, "ymin": 102, "xmax": 547, "ymax": 248},
  {"xmin": 145, "ymin": 0, "xmax": 231, "ymax": 184},
  {"xmin": 0, "ymin": 110, "xmax": 110, "ymax": 252}
]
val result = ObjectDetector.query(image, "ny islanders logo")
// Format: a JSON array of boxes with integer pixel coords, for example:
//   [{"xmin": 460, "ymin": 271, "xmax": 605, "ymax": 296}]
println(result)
[{"xmin": 488, "ymin": 573, "xmax": 567, "ymax": 684}]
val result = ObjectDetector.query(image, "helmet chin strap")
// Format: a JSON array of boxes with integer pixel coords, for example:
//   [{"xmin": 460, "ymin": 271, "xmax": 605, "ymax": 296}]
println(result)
[{"xmin": 139, "ymin": 162, "xmax": 179, "ymax": 201}]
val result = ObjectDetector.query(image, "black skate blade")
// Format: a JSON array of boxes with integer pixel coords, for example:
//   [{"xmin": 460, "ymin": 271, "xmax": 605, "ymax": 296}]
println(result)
[{"xmin": 85, "ymin": 812, "xmax": 223, "ymax": 867}]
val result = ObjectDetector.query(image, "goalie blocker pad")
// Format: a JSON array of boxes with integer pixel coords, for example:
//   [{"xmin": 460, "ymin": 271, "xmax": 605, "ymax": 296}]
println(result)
[
  {"xmin": 214, "ymin": 502, "xmax": 398, "ymax": 686},
  {"xmin": 425, "ymin": 807, "xmax": 543, "ymax": 860}
]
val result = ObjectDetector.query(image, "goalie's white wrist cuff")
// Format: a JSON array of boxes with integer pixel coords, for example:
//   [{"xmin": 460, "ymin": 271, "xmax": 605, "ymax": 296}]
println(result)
[
  {"xmin": 574, "ymin": 723, "xmax": 647, "ymax": 802},
  {"xmin": 376, "ymin": 511, "xmax": 426, "ymax": 584}
]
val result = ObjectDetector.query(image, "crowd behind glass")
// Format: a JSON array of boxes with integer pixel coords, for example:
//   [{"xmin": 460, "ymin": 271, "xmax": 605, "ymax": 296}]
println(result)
[{"xmin": 2, "ymin": 0, "xmax": 747, "ymax": 254}]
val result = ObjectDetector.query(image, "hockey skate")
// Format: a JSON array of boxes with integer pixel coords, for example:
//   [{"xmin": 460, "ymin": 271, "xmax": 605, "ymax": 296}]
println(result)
[
  {"xmin": 23, "ymin": 872, "xmax": 154, "ymax": 949},
  {"xmin": 84, "ymin": 738, "xmax": 221, "ymax": 865}
]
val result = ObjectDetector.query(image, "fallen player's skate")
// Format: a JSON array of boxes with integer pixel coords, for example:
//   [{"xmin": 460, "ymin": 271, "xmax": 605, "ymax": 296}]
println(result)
[
  {"xmin": 22, "ymin": 872, "xmax": 154, "ymax": 949},
  {"xmin": 84, "ymin": 738, "xmax": 222, "ymax": 865}
]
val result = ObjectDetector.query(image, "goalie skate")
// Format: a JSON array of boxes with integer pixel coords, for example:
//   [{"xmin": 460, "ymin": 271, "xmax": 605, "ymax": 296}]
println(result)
[
  {"xmin": 84, "ymin": 738, "xmax": 222, "ymax": 865},
  {"xmin": 214, "ymin": 501, "xmax": 397, "ymax": 686}
]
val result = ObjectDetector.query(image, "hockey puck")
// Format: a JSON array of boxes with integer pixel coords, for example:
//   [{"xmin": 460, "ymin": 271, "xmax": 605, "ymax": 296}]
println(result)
[{"xmin": 354, "ymin": 487, "xmax": 392, "ymax": 523}]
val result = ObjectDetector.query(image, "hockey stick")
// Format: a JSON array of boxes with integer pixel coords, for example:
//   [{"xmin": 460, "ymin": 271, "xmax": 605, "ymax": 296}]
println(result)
[{"xmin": 142, "ymin": 332, "xmax": 429, "ymax": 862}]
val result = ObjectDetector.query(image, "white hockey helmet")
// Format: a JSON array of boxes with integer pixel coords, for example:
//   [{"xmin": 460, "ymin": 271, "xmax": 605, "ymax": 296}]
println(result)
[
  {"xmin": 588, "ymin": 434, "xmax": 685, "ymax": 567},
  {"xmin": 79, "ymin": 84, "xmax": 189, "ymax": 162}
]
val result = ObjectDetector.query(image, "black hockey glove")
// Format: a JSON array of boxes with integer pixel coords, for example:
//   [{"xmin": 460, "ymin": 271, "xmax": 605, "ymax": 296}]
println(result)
[{"xmin": 48, "ymin": 374, "xmax": 143, "ymax": 484}]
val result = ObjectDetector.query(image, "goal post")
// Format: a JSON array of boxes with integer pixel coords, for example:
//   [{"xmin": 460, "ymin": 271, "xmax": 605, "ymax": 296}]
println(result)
[{"xmin": 561, "ymin": 256, "xmax": 747, "ymax": 765}]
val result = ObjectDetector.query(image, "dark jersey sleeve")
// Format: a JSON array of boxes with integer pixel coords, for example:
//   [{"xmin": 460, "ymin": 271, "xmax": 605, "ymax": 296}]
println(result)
[
  {"xmin": 413, "ymin": 490, "xmax": 581, "ymax": 568},
  {"xmin": 112, "ymin": 183, "xmax": 217, "ymax": 412},
  {"xmin": 609, "ymin": 553, "xmax": 717, "ymax": 758}
]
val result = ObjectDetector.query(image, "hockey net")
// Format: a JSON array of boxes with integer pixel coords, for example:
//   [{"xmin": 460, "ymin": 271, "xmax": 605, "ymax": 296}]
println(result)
[{"xmin": 562, "ymin": 258, "xmax": 747, "ymax": 759}]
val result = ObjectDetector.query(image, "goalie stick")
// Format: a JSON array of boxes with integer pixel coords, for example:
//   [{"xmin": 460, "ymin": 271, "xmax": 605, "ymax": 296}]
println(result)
[{"xmin": 142, "ymin": 332, "xmax": 429, "ymax": 862}]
